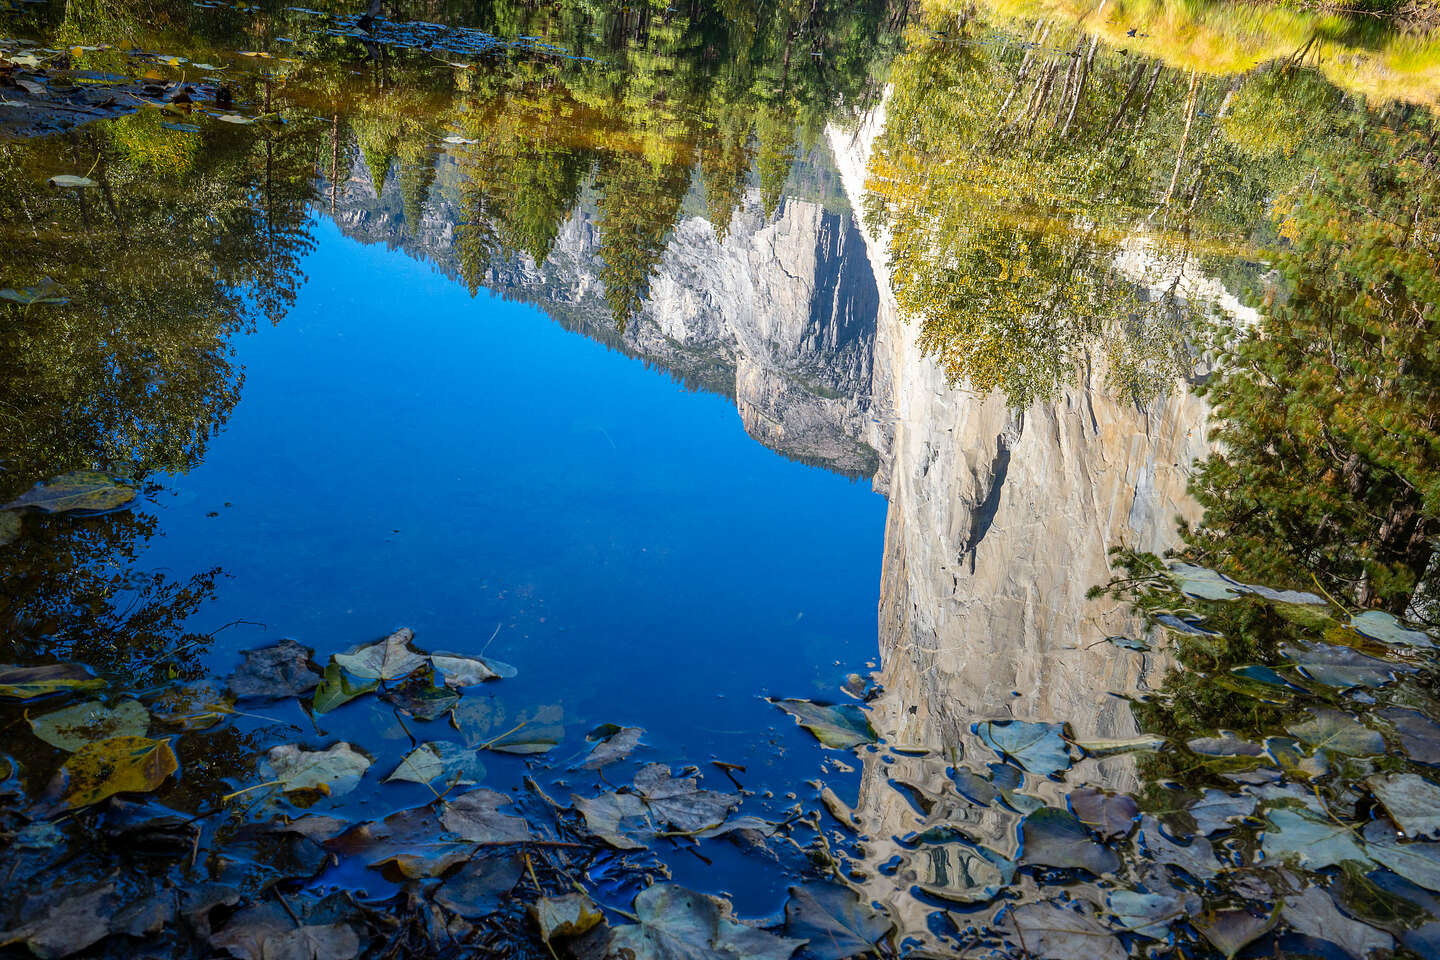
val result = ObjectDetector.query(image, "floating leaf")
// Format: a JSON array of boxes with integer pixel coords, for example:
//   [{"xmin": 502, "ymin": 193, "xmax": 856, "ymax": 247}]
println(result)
[
  {"xmin": 1169, "ymin": 563, "xmax": 1243, "ymax": 600},
  {"xmin": 1380, "ymin": 708, "xmax": 1440, "ymax": 765},
  {"xmin": 1138, "ymin": 815, "xmax": 1219, "ymax": 878},
  {"xmin": 0, "ymin": 278, "xmax": 67, "ymax": 305},
  {"xmin": 1281, "ymin": 885, "xmax": 1393, "ymax": 959},
  {"xmin": 210, "ymin": 901, "xmax": 359, "ymax": 960},
  {"xmin": 1194, "ymin": 907, "xmax": 1276, "ymax": 958},
  {"xmin": 0, "ymin": 879, "xmax": 124, "ymax": 957},
  {"xmin": 2, "ymin": 471, "xmax": 134, "ymax": 515},
  {"xmin": 1073, "ymin": 734, "xmax": 1166, "ymax": 757},
  {"xmin": 261, "ymin": 742, "xmax": 371, "ymax": 798},
  {"xmin": 431, "ymin": 652, "xmax": 513, "ymax": 687},
  {"xmin": 1364, "ymin": 824, "xmax": 1440, "ymax": 893},
  {"xmin": 1068, "ymin": 788, "xmax": 1138, "ymax": 840},
  {"xmin": 1187, "ymin": 789, "xmax": 1257, "ymax": 835},
  {"xmin": 59, "ymin": 736, "xmax": 178, "ymax": 809},
  {"xmin": 47, "ymin": 174, "xmax": 98, "ymax": 188},
  {"xmin": 572, "ymin": 791, "xmax": 650, "ymax": 850},
  {"xmin": 634, "ymin": 763, "xmax": 739, "ymax": 834},
  {"xmin": 312, "ymin": 662, "xmax": 377, "ymax": 714},
  {"xmin": 580, "ymin": 724, "xmax": 642, "ymax": 769},
  {"xmin": 1187, "ymin": 731, "xmax": 1263, "ymax": 756},
  {"xmin": 1286, "ymin": 709, "xmax": 1386, "ymax": 756},
  {"xmin": 215, "ymin": 113, "xmax": 254, "ymax": 124},
  {"xmin": 380, "ymin": 672, "xmax": 459, "ymax": 720},
  {"xmin": 1368, "ymin": 774, "xmax": 1440, "ymax": 839},
  {"xmin": 438, "ymin": 788, "xmax": 531, "ymax": 843},
  {"xmin": 228, "ymin": 638, "xmax": 320, "ymax": 700},
  {"xmin": 1285, "ymin": 642, "xmax": 1410, "ymax": 689},
  {"xmin": 30, "ymin": 699, "xmax": 147, "ymax": 751},
  {"xmin": 1263, "ymin": 808, "xmax": 1369, "ymax": 869},
  {"xmin": 0, "ymin": 662, "xmax": 105, "ymax": 700},
  {"xmin": 999, "ymin": 901, "xmax": 1127, "ymax": 960},
  {"xmin": 386, "ymin": 742, "xmax": 484, "ymax": 785},
  {"xmin": 484, "ymin": 724, "xmax": 561, "ymax": 754},
  {"xmin": 974, "ymin": 720, "xmax": 1071, "ymax": 776},
  {"xmin": 781, "ymin": 882, "xmax": 892, "ymax": 960},
  {"xmin": 435, "ymin": 850, "xmax": 524, "ymax": 917},
  {"xmin": 327, "ymin": 807, "xmax": 472, "ymax": 877},
  {"xmin": 1265, "ymin": 736, "xmax": 1330, "ymax": 780},
  {"xmin": 531, "ymin": 893, "xmax": 604, "ymax": 943},
  {"xmin": 1108, "ymin": 888, "xmax": 1196, "ymax": 940},
  {"xmin": 607, "ymin": 884, "xmax": 805, "ymax": 960},
  {"xmin": 769, "ymin": 699, "xmax": 876, "ymax": 749},
  {"xmin": 1155, "ymin": 613, "xmax": 1220, "ymax": 636},
  {"xmin": 1351, "ymin": 611, "xmax": 1434, "ymax": 649},
  {"xmin": 1103, "ymin": 634, "xmax": 1149, "ymax": 651},
  {"xmin": 334, "ymin": 628, "xmax": 427, "ymax": 680},
  {"xmin": 149, "ymin": 680, "xmax": 233, "ymax": 730},
  {"xmin": 1019, "ymin": 807, "xmax": 1121, "ymax": 875}
]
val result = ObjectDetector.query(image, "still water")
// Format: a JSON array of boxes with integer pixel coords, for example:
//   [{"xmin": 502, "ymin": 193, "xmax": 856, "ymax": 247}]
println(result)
[{"xmin": 3, "ymin": 0, "xmax": 1440, "ymax": 957}]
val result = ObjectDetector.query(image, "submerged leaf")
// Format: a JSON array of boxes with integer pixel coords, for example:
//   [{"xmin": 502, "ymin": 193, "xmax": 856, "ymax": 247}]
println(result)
[
  {"xmin": 1068, "ymin": 788, "xmax": 1138, "ymax": 840},
  {"xmin": 1263, "ymin": 808, "xmax": 1368, "ymax": 869},
  {"xmin": 1108, "ymin": 888, "xmax": 1196, "ymax": 940},
  {"xmin": 380, "ymin": 672, "xmax": 459, "ymax": 720},
  {"xmin": 228, "ymin": 638, "xmax": 321, "ymax": 700},
  {"xmin": 974, "ymin": 720, "xmax": 1071, "ymax": 776},
  {"xmin": 60, "ymin": 736, "xmax": 178, "ymax": 809},
  {"xmin": 1187, "ymin": 789, "xmax": 1257, "ymax": 835},
  {"xmin": 580, "ymin": 724, "xmax": 643, "ymax": 769},
  {"xmin": 781, "ymin": 881, "xmax": 891, "ymax": 960},
  {"xmin": 2, "ymin": 471, "xmax": 134, "ymax": 514},
  {"xmin": 334, "ymin": 628, "xmax": 427, "ymax": 680},
  {"xmin": 0, "ymin": 662, "xmax": 105, "ymax": 700},
  {"xmin": 769, "ymin": 699, "xmax": 876, "ymax": 749},
  {"xmin": 262, "ymin": 742, "xmax": 371, "ymax": 798},
  {"xmin": 1194, "ymin": 907, "xmax": 1276, "ymax": 958},
  {"xmin": 607, "ymin": 884, "xmax": 805, "ymax": 960},
  {"xmin": 30, "ymin": 699, "xmax": 148, "ymax": 751},
  {"xmin": 312, "ymin": 662, "xmax": 378, "ymax": 714},
  {"xmin": 386, "ymin": 742, "xmax": 484, "ymax": 786}
]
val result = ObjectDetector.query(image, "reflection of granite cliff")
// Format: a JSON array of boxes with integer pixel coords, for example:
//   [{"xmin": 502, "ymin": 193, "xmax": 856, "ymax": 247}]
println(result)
[
  {"xmin": 826, "ymin": 110, "xmax": 1212, "ymax": 945},
  {"xmin": 325, "ymin": 151, "xmax": 884, "ymax": 478}
]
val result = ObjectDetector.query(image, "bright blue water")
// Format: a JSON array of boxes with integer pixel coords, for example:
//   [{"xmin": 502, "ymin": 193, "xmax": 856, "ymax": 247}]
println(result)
[{"xmin": 137, "ymin": 216, "xmax": 887, "ymax": 910}]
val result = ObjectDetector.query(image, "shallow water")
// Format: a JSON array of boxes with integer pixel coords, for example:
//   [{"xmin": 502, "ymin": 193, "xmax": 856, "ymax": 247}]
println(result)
[{"xmin": 3, "ymin": 0, "xmax": 1440, "ymax": 957}]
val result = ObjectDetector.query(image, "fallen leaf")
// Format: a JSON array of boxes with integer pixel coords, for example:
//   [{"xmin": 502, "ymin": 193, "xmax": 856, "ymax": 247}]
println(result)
[
  {"xmin": 435, "ymin": 850, "xmax": 525, "ymax": 917},
  {"xmin": 438, "ymin": 788, "xmax": 531, "ymax": 842},
  {"xmin": 2, "ymin": 471, "xmax": 134, "ymax": 514},
  {"xmin": 312, "ymin": 661, "xmax": 377, "ymax": 714},
  {"xmin": 431, "ymin": 652, "xmax": 510, "ymax": 687},
  {"xmin": 1281, "ymin": 885, "xmax": 1392, "ymax": 959},
  {"xmin": 634, "ymin": 763, "xmax": 740, "ymax": 834},
  {"xmin": 47, "ymin": 174, "xmax": 99, "ymax": 188},
  {"xmin": 607, "ymin": 884, "xmax": 805, "ymax": 960},
  {"xmin": 1194, "ymin": 907, "xmax": 1276, "ymax": 958},
  {"xmin": 228, "ymin": 638, "xmax": 321, "ymax": 700},
  {"xmin": 211, "ymin": 902, "xmax": 359, "ymax": 960},
  {"xmin": 1019, "ymin": 807, "xmax": 1120, "ymax": 874},
  {"xmin": 1351, "ymin": 611, "xmax": 1434, "ymax": 649},
  {"xmin": 334, "ymin": 628, "xmax": 427, "ymax": 680},
  {"xmin": 386, "ymin": 741, "xmax": 484, "ymax": 786},
  {"xmin": 531, "ymin": 893, "xmax": 604, "ymax": 942},
  {"xmin": 1067, "ymin": 787, "xmax": 1138, "ymax": 840},
  {"xmin": 1286, "ymin": 709, "xmax": 1386, "ymax": 756},
  {"xmin": 60, "ymin": 736, "xmax": 178, "ymax": 809},
  {"xmin": 380, "ymin": 673, "xmax": 458, "ymax": 720},
  {"xmin": 974, "ymin": 720, "xmax": 1072, "ymax": 777},
  {"xmin": 781, "ymin": 881, "xmax": 891, "ymax": 960},
  {"xmin": 1368, "ymin": 773, "xmax": 1440, "ymax": 839},
  {"xmin": 1285, "ymin": 642, "xmax": 1411, "ymax": 689},
  {"xmin": 580, "ymin": 724, "xmax": 642, "ymax": 769},
  {"xmin": 1107, "ymin": 887, "xmax": 1196, "ymax": 940},
  {"xmin": 30, "ymin": 699, "xmax": 148, "ymax": 751},
  {"xmin": 1380, "ymin": 707, "xmax": 1440, "ymax": 765},
  {"xmin": 769, "ymin": 698, "xmax": 876, "ymax": 749},
  {"xmin": 999, "ymin": 901, "xmax": 1126, "ymax": 960},
  {"xmin": 0, "ymin": 512, "xmax": 18, "ymax": 545},
  {"xmin": 573, "ymin": 790, "xmax": 650, "ymax": 850},
  {"xmin": 1263, "ymin": 808, "xmax": 1369, "ymax": 869},
  {"xmin": 261, "ymin": 742, "xmax": 371, "ymax": 798},
  {"xmin": 1186, "ymin": 789, "xmax": 1257, "ymax": 835},
  {"xmin": 0, "ymin": 662, "xmax": 105, "ymax": 700}
]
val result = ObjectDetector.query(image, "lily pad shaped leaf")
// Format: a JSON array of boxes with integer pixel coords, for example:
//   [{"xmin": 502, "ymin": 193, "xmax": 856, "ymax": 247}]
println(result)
[
  {"xmin": 386, "ymin": 742, "xmax": 485, "ymax": 786},
  {"xmin": 1281, "ymin": 885, "xmax": 1393, "ymax": 959},
  {"xmin": 262, "ymin": 742, "xmax": 371, "ymax": 798},
  {"xmin": 1368, "ymin": 774, "xmax": 1440, "ymax": 839},
  {"xmin": 312, "ymin": 662, "xmax": 377, "ymax": 714},
  {"xmin": 1351, "ymin": 610, "xmax": 1435, "ymax": 649},
  {"xmin": 634, "ymin": 763, "xmax": 740, "ymax": 834},
  {"xmin": 60, "ymin": 736, "xmax": 178, "ymax": 809},
  {"xmin": 531, "ymin": 893, "xmax": 604, "ymax": 943},
  {"xmin": 30, "ymin": 699, "xmax": 148, "ymax": 751},
  {"xmin": 769, "ymin": 699, "xmax": 876, "ymax": 749},
  {"xmin": 974, "ymin": 720, "xmax": 1072, "ymax": 777},
  {"xmin": 334, "ymin": 628, "xmax": 427, "ymax": 680},
  {"xmin": 607, "ymin": 884, "xmax": 806, "ymax": 960},
  {"xmin": 999, "ymin": 901, "xmax": 1127, "ymax": 960},
  {"xmin": 2, "ymin": 471, "xmax": 135, "ymax": 515},
  {"xmin": 1286, "ymin": 709, "xmax": 1386, "ymax": 756},
  {"xmin": 1262, "ymin": 808, "xmax": 1369, "ymax": 869},
  {"xmin": 228, "ymin": 638, "xmax": 321, "ymax": 700},
  {"xmin": 0, "ymin": 662, "xmax": 105, "ymax": 700},
  {"xmin": 1020, "ymin": 807, "xmax": 1121, "ymax": 875},
  {"xmin": 579, "ymin": 724, "xmax": 643, "ymax": 769},
  {"xmin": 781, "ymin": 882, "xmax": 892, "ymax": 960},
  {"xmin": 47, "ymin": 174, "xmax": 99, "ymax": 188}
]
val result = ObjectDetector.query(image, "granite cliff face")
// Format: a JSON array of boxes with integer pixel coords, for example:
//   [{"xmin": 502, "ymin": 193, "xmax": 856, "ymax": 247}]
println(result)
[{"xmin": 326, "ymin": 153, "xmax": 885, "ymax": 477}]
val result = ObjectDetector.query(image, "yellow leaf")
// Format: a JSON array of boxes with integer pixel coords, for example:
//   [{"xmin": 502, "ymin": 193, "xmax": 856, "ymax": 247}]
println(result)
[{"xmin": 60, "ymin": 736, "xmax": 178, "ymax": 809}]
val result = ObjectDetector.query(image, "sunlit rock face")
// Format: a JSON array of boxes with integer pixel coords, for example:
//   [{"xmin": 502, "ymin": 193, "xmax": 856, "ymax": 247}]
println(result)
[
  {"xmin": 827, "ymin": 108, "xmax": 1211, "ymax": 939},
  {"xmin": 328, "ymin": 153, "xmax": 884, "ymax": 477}
]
